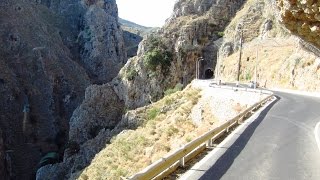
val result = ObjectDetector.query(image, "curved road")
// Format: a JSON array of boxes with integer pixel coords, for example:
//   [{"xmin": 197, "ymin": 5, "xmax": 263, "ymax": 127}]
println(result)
[{"xmin": 181, "ymin": 91, "xmax": 320, "ymax": 179}]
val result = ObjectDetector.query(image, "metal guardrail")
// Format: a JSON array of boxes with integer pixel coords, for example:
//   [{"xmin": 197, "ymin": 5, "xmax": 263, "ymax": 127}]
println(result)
[{"xmin": 129, "ymin": 88, "xmax": 274, "ymax": 179}]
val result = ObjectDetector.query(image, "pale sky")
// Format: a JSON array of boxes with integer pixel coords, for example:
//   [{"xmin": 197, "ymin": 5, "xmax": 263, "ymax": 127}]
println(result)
[{"xmin": 116, "ymin": 0, "xmax": 176, "ymax": 27}]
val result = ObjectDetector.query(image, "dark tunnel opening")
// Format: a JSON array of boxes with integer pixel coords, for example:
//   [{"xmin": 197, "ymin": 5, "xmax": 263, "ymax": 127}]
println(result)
[{"xmin": 204, "ymin": 69, "xmax": 214, "ymax": 79}]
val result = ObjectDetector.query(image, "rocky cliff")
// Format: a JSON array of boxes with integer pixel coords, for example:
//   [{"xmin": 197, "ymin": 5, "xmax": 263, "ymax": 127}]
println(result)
[
  {"xmin": 278, "ymin": 0, "xmax": 320, "ymax": 48},
  {"xmin": 217, "ymin": 0, "xmax": 320, "ymax": 92},
  {"xmin": 120, "ymin": 18, "xmax": 153, "ymax": 58},
  {"xmin": 113, "ymin": 0, "xmax": 247, "ymax": 109},
  {"xmin": 35, "ymin": 0, "xmax": 249, "ymax": 178},
  {"xmin": 0, "ymin": 0, "xmax": 126, "ymax": 179}
]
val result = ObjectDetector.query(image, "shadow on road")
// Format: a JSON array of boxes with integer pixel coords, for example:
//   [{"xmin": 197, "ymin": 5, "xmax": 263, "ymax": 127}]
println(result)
[{"xmin": 199, "ymin": 96, "xmax": 280, "ymax": 180}]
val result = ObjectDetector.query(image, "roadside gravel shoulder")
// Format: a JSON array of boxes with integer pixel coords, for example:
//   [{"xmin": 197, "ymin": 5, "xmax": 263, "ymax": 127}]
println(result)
[{"xmin": 191, "ymin": 80, "xmax": 268, "ymax": 124}]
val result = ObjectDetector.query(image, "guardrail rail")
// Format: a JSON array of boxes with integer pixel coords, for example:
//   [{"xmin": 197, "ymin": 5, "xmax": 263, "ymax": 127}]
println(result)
[{"xmin": 129, "ymin": 88, "xmax": 274, "ymax": 180}]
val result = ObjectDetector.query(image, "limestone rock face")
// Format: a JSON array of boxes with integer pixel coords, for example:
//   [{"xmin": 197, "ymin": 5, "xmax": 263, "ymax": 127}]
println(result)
[
  {"xmin": 278, "ymin": 0, "xmax": 320, "ymax": 48},
  {"xmin": 113, "ymin": 0, "xmax": 246, "ymax": 109},
  {"xmin": 32, "ymin": 0, "xmax": 127, "ymax": 83},
  {"xmin": 37, "ymin": 85, "xmax": 141, "ymax": 179},
  {"xmin": 0, "ymin": 1, "xmax": 90, "ymax": 179},
  {"xmin": 36, "ymin": 109, "xmax": 142, "ymax": 180},
  {"xmin": 120, "ymin": 18, "xmax": 153, "ymax": 58},
  {"xmin": 0, "ymin": 0, "xmax": 126, "ymax": 179},
  {"xmin": 217, "ymin": 0, "xmax": 320, "ymax": 92},
  {"xmin": 69, "ymin": 84, "xmax": 124, "ymax": 144},
  {"xmin": 78, "ymin": 0, "xmax": 127, "ymax": 83},
  {"xmin": 123, "ymin": 30, "xmax": 143, "ymax": 58},
  {"xmin": 218, "ymin": 0, "xmax": 288, "ymax": 59}
]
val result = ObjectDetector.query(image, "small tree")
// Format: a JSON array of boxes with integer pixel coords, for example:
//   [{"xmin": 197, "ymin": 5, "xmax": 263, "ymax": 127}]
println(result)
[
  {"xmin": 144, "ymin": 48, "xmax": 172, "ymax": 71},
  {"xmin": 143, "ymin": 35, "xmax": 172, "ymax": 71}
]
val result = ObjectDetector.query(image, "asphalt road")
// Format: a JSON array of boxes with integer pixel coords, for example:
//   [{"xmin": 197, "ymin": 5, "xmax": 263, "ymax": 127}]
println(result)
[{"xmin": 180, "ymin": 91, "xmax": 320, "ymax": 180}]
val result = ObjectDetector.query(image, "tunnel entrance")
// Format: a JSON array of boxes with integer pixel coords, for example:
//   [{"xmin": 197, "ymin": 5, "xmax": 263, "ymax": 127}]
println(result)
[{"xmin": 204, "ymin": 69, "xmax": 214, "ymax": 79}]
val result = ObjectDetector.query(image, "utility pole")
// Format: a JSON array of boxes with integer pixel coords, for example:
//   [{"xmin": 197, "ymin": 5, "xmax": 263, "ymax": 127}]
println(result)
[
  {"xmin": 195, "ymin": 60, "xmax": 198, "ymax": 79},
  {"xmin": 197, "ymin": 57, "xmax": 204, "ymax": 79},
  {"xmin": 216, "ymin": 51, "xmax": 221, "ymax": 85},
  {"xmin": 215, "ymin": 51, "xmax": 219, "ymax": 80},
  {"xmin": 237, "ymin": 28, "xmax": 244, "ymax": 86},
  {"xmin": 255, "ymin": 45, "xmax": 259, "ymax": 89}
]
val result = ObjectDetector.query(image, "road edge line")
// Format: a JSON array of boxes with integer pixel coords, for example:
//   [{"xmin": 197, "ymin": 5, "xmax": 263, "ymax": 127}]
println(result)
[
  {"xmin": 314, "ymin": 122, "xmax": 320, "ymax": 153},
  {"xmin": 178, "ymin": 96, "xmax": 277, "ymax": 180},
  {"xmin": 271, "ymin": 88, "xmax": 320, "ymax": 98}
]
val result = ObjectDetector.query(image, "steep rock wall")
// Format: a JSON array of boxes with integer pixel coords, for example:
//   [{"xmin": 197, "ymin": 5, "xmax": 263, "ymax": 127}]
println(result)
[
  {"xmin": 78, "ymin": 0, "xmax": 127, "ymax": 83},
  {"xmin": 36, "ymin": 0, "xmax": 248, "ymax": 178},
  {"xmin": 0, "ymin": 0, "xmax": 126, "ymax": 179},
  {"xmin": 37, "ymin": 84, "xmax": 124, "ymax": 180},
  {"xmin": 278, "ymin": 0, "xmax": 320, "ymax": 48},
  {"xmin": 113, "ymin": 0, "xmax": 246, "ymax": 109}
]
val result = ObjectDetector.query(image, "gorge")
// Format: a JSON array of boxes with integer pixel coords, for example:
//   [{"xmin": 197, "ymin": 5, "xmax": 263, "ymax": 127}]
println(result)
[{"xmin": 0, "ymin": 0, "xmax": 319, "ymax": 179}]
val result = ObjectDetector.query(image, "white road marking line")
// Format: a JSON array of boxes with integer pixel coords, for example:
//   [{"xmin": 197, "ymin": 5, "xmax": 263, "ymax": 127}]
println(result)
[
  {"xmin": 179, "ymin": 96, "xmax": 277, "ymax": 180},
  {"xmin": 314, "ymin": 122, "xmax": 320, "ymax": 153}
]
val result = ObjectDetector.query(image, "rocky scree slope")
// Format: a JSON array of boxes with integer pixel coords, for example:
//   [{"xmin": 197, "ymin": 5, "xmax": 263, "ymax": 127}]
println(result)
[
  {"xmin": 0, "ymin": 0, "xmax": 126, "ymax": 179},
  {"xmin": 77, "ymin": 81, "xmax": 266, "ymax": 179}
]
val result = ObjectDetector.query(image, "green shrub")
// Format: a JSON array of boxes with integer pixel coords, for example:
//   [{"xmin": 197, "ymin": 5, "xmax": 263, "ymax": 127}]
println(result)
[
  {"xmin": 164, "ymin": 83, "xmax": 183, "ymax": 96},
  {"xmin": 147, "ymin": 107, "xmax": 160, "ymax": 120},
  {"xmin": 147, "ymin": 35, "xmax": 163, "ymax": 49},
  {"xmin": 185, "ymin": 136, "xmax": 193, "ymax": 142},
  {"xmin": 217, "ymin": 31, "xmax": 224, "ymax": 37},
  {"xmin": 143, "ymin": 35, "xmax": 172, "ymax": 71},
  {"xmin": 125, "ymin": 68, "xmax": 138, "ymax": 81},
  {"xmin": 166, "ymin": 125, "xmax": 179, "ymax": 137},
  {"xmin": 144, "ymin": 49, "xmax": 172, "ymax": 71},
  {"xmin": 245, "ymin": 72, "xmax": 252, "ymax": 80}
]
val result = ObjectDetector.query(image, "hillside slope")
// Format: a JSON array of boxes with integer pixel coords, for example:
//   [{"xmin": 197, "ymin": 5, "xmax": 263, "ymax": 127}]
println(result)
[
  {"xmin": 119, "ymin": 18, "xmax": 153, "ymax": 35},
  {"xmin": 119, "ymin": 18, "xmax": 153, "ymax": 58},
  {"xmin": 75, "ymin": 81, "xmax": 266, "ymax": 179},
  {"xmin": 217, "ymin": 0, "xmax": 320, "ymax": 92}
]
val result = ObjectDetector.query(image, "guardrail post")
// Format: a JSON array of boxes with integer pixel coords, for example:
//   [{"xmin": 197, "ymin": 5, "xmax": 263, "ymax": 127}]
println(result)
[
  {"xmin": 238, "ymin": 116, "xmax": 243, "ymax": 124},
  {"xmin": 180, "ymin": 157, "xmax": 185, "ymax": 167},
  {"xmin": 206, "ymin": 139, "xmax": 212, "ymax": 147}
]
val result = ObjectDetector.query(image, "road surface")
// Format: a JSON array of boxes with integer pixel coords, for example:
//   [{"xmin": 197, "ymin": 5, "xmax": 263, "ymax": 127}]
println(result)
[{"xmin": 180, "ymin": 91, "xmax": 320, "ymax": 180}]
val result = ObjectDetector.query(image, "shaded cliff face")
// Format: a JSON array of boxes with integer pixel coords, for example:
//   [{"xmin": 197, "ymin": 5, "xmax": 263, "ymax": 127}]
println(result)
[
  {"xmin": 278, "ymin": 0, "xmax": 320, "ymax": 48},
  {"xmin": 37, "ymin": 84, "xmax": 124, "ymax": 180},
  {"xmin": 122, "ymin": 30, "xmax": 143, "ymax": 58},
  {"xmin": 0, "ymin": 0, "xmax": 126, "ymax": 179},
  {"xmin": 119, "ymin": 18, "xmax": 153, "ymax": 58},
  {"xmin": 113, "ymin": 0, "xmax": 246, "ymax": 109},
  {"xmin": 31, "ymin": 0, "xmax": 127, "ymax": 83}
]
